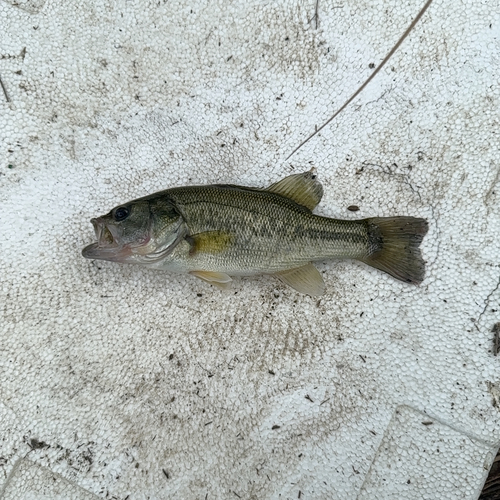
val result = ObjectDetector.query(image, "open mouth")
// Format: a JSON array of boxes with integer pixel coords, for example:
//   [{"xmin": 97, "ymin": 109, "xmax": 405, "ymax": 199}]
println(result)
[
  {"xmin": 92, "ymin": 218, "xmax": 115, "ymax": 247},
  {"xmin": 82, "ymin": 218, "xmax": 130, "ymax": 261}
]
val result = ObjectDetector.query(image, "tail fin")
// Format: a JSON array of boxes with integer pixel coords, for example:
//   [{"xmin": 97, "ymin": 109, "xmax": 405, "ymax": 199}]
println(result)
[{"xmin": 361, "ymin": 217, "xmax": 429, "ymax": 284}]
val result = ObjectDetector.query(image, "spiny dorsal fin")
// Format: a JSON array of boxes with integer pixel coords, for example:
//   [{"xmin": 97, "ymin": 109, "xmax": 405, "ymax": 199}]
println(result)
[
  {"xmin": 265, "ymin": 168, "xmax": 323, "ymax": 210},
  {"xmin": 187, "ymin": 231, "xmax": 234, "ymax": 255},
  {"xmin": 190, "ymin": 270, "xmax": 233, "ymax": 290},
  {"xmin": 274, "ymin": 263, "xmax": 325, "ymax": 296}
]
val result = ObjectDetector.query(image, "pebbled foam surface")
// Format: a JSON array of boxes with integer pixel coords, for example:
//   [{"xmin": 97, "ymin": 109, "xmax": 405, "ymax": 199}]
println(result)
[{"xmin": 0, "ymin": 0, "xmax": 499, "ymax": 498}]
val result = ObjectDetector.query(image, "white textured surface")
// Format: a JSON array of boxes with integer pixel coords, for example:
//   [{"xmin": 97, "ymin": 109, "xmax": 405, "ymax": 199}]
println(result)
[
  {"xmin": 358, "ymin": 406, "xmax": 495, "ymax": 500},
  {"xmin": 1, "ymin": 0, "xmax": 499, "ymax": 499},
  {"xmin": 2, "ymin": 459, "xmax": 100, "ymax": 500}
]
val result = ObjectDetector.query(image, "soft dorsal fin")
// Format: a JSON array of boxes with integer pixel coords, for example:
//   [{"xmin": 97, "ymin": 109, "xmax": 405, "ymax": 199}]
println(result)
[
  {"xmin": 274, "ymin": 263, "xmax": 325, "ymax": 296},
  {"xmin": 265, "ymin": 168, "xmax": 324, "ymax": 210},
  {"xmin": 190, "ymin": 270, "xmax": 233, "ymax": 290}
]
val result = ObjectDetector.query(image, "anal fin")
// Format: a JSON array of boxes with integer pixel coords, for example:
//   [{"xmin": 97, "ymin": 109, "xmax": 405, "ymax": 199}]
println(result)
[
  {"xmin": 274, "ymin": 263, "xmax": 325, "ymax": 296},
  {"xmin": 190, "ymin": 270, "xmax": 233, "ymax": 290}
]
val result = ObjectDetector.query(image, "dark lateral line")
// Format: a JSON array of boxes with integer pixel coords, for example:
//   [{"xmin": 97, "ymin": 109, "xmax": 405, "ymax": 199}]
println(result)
[
  {"xmin": 0, "ymin": 73, "xmax": 10, "ymax": 103},
  {"xmin": 285, "ymin": 0, "xmax": 434, "ymax": 161},
  {"xmin": 296, "ymin": 228, "xmax": 366, "ymax": 243}
]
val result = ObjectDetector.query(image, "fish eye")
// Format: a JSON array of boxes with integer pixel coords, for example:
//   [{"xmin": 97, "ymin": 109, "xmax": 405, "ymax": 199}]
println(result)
[{"xmin": 114, "ymin": 206, "xmax": 130, "ymax": 221}]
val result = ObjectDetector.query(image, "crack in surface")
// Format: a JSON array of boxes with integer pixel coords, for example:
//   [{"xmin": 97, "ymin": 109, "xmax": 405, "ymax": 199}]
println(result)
[
  {"xmin": 485, "ymin": 163, "xmax": 500, "ymax": 212},
  {"xmin": 476, "ymin": 276, "xmax": 500, "ymax": 326}
]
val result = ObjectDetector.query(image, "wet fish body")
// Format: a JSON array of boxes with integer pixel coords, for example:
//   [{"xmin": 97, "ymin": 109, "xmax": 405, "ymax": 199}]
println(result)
[{"xmin": 83, "ymin": 171, "xmax": 428, "ymax": 295}]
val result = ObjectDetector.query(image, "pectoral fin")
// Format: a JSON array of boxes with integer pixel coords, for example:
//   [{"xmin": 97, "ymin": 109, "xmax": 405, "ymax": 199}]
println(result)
[
  {"xmin": 266, "ymin": 168, "xmax": 324, "ymax": 210},
  {"xmin": 187, "ymin": 231, "xmax": 234, "ymax": 255},
  {"xmin": 190, "ymin": 270, "xmax": 233, "ymax": 290},
  {"xmin": 274, "ymin": 263, "xmax": 325, "ymax": 296}
]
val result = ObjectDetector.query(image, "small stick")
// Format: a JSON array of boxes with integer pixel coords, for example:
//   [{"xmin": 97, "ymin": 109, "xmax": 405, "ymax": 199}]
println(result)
[
  {"xmin": 493, "ymin": 322, "xmax": 500, "ymax": 356},
  {"xmin": 0, "ymin": 73, "xmax": 10, "ymax": 102}
]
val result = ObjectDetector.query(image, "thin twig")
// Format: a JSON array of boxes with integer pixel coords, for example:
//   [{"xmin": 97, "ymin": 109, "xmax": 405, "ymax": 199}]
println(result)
[
  {"xmin": 0, "ymin": 74, "xmax": 10, "ymax": 103},
  {"xmin": 493, "ymin": 322, "xmax": 500, "ymax": 357},
  {"xmin": 285, "ymin": 0, "xmax": 434, "ymax": 160}
]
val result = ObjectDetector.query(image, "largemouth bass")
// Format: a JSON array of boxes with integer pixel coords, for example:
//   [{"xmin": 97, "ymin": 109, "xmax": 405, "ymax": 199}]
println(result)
[{"xmin": 82, "ymin": 170, "xmax": 428, "ymax": 295}]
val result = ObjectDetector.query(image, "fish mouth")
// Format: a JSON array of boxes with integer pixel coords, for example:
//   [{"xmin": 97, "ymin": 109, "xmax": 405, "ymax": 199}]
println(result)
[
  {"xmin": 95, "ymin": 219, "xmax": 115, "ymax": 246},
  {"xmin": 82, "ymin": 217, "xmax": 131, "ymax": 261}
]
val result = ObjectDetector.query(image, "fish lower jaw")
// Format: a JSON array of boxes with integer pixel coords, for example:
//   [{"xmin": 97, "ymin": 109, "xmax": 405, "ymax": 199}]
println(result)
[{"xmin": 81, "ymin": 242, "xmax": 133, "ymax": 262}]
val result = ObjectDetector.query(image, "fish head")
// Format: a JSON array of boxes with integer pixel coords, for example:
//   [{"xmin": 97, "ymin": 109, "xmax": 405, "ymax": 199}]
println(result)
[{"xmin": 82, "ymin": 196, "xmax": 185, "ymax": 264}]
